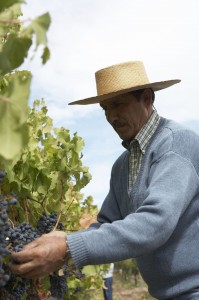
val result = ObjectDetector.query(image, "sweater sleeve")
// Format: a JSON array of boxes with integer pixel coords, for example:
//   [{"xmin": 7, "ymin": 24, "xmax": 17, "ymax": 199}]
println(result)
[
  {"xmin": 67, "ymin": 150, "xmax": 199, "ymax": 268},
  {"xmin": 97, "ymin": 179, "xmax": 123, "ymax": 224}
]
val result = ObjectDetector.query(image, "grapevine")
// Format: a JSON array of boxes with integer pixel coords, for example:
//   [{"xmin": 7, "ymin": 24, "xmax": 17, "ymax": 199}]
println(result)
[
  {"xmin": 0, "ymin": 101, "xmax": 106, "ymax": 299},
  {"xmin": 0, "ymin": 1, "xmax": 108, "ymax": 299}
]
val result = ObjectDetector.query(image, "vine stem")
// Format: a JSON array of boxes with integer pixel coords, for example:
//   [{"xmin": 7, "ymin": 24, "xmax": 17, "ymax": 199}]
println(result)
[
  {"xmin": 23, "ymin": 198, "xmax": 29, "ymax": 223},
  {"xmin": 54, "ymin": 179, "xmax": 65, "ymax": 230},
  {"xmin": 0, "ymin": 95, "xmax": 13, "ymax": 103},
  {"xmin": 29, "ymin": 197, "xmax": 48, "ymax": 215},
  {"xmin": 10, "ymin": 202, "xmax": 16, "ymax": 227},
  {"xmin": 0, "ymin": 19, "xmax": 22, "ymax": 24},
  {"xmin": 8, "ymin": 218, "xmax": 14, "ymax": 228},
  {"xmin": 66, "ymin": 196, "xmax": 76, "ymax": 212},
  {"xmin": 0, "ymin": 18, "xmax": 30, "ymax": 24}
]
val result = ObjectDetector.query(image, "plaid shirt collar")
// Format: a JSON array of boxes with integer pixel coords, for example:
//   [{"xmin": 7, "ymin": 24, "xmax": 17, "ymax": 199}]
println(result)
[{"xmin": 123, "ymin": 110, "xmax": 160, "ymax": 153}]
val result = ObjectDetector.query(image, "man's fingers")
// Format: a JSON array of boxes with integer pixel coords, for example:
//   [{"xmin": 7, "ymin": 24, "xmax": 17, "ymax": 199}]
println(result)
[
  {"xmin": 9, "ymin": 262, "xmax": 44, "ymax": 279},
  {"xmin": 11, "ymin": 246, "xmax": 36, "ymax": 264},
  {"xmin": 9, "ymin": 256, "xmax": 60, "ymax": 279},
  {"xmin": 23, "ymin": 239, "xmax": 39, "ymax": 250},
  {"xmin": 10, "ymin": 238, "xmax": 40, "ymax": 263},
  {"xmin": 9, "ymin": 260, "xmax": 34, "ymax": 276}
]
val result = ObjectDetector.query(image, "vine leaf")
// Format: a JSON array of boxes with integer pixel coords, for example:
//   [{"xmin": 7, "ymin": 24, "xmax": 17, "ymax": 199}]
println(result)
[
  {"xmin": 31, "ymin": 12, "xmax": 51, "ymax": 46},
  {"xmin": 0, "ymin": 0, "xmax": 24, "ymax": 14},
  {"xmin": 0, "ymin": 34, "xmax": 32, "ymax": 75},
  {"xmin": 0, "ymin": 71, "xmax": 31, "ymax": 159},
  {"xmin": 42, "ymin": 46, "xmax": 50, "ymax": 64},
  {"xmin": 22, "ymin": 12, "xmax": 51, "ymax": 64}
]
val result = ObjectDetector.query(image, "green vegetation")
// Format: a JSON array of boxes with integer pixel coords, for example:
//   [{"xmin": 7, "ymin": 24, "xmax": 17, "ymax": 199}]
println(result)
[{"xmin": 0, "ymin": 1, "xmax": 107, "ymax": 298}]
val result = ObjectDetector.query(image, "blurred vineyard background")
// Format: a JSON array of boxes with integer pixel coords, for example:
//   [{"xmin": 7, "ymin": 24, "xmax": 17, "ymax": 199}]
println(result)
[{"xmin": 82, "ymin": 259, "xmax": 156, "ymax": 300}]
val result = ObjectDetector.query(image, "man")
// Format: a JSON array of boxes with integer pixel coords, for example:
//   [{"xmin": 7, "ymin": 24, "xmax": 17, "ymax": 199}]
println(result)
[{"xmin": 10, "ymin": 61, "xmax": 199, "ymax": 300}]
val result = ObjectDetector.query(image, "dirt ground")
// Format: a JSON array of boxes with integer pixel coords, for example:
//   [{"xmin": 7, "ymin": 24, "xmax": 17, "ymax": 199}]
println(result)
[
  {"xmin": 112, "ymin": 285, "xmax": 149, "ymax": 300},
  {"xmin": 111, "ymin": 273, "xmax": 155, "ymax": 300}
]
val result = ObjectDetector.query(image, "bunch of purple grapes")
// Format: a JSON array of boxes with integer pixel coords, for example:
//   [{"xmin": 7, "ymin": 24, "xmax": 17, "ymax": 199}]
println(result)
[
  {"xmin": 36, "ymin": 212, "xmax": 63, "ymax": 234},
  {"xmin": 4, "ymin": 274, "xmax": 28, "ymax": 300},
  {"xmin": 7, "ymin": 222, "xmax": 40, "ymax": 252},
  {"xmin": 0, "ymin": 197, "xmax": 10, "ymax": 288},
  {"xmin": 49, "ymin": 273, "xmax": 68, "ymax": 300},
  {"xmin": 0, "ymin": 171, "xmax": 17, "ymax": 288},
  {"xmin": 0, "ymin": 170, "xmax": 69, "ymax": 299},
  {"xmin": 36, "ymin": 213, "xmax": 68, "ymax": 299}
]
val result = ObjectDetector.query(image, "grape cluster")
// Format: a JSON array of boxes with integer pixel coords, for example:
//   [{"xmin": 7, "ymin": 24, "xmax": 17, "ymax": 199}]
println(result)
[
  {"xmin": 11, "ymin": 281, "xmax": 26, "ymax": 300},
  {"xmin": 0, "ymin": 267, "xmax": 9, "ymax": 288},
  {"xmin": 49, "ymin": 273, "xmax": 68, "ymax": 300},
  {"xmin": 0, "ymin": 170, "xmax": 18, "ymax": 288},
  {"xmin": 0, "ymin": 198, "xmax": 17, "ymax": 287},
  {"xmin": 0, "ymin": 171, "xmax": 5, "ymax": 183},
  {"xmin": 0, "ymin": 169, "xmax": 67, "ymax": 299},
  {"xmin": 7, "ymin": 222, "xmax": 40, "ymax": 252},
  {"xmin": 5, "ymin": 274, "xmax": 30, "ymax": 300},
  {"xmin": 36, "ymin": 212, "xmax": 63, "ymax": 234}
]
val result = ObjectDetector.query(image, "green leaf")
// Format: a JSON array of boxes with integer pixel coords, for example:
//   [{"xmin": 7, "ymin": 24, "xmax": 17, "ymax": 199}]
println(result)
[
  {"xmin": 0, "ymin": 121, "xmax": 29, "ymax": 161},
  {"xmin": 41, "ymin": 46, "xmax": 50, "ymax": 64},
  {"xmin": 67, "ymin": 277, "xmax": 81, "ymax": 289},
  {"xmin": 0, "ymin": 71, "xmax": 31, "ymax": 159},
  {"xmin": 71, "ymin": 133, "xmax": 85, "ymax": 153},
  {"xmin": 82, "ymin": 265, "xmax": 98, "ymax": 276},
  {"xmin": 0, "ymin": 0, "xmax": 24, "ymax": 13},
  {"xmin": 0, "ymin": 4, "xmax": 22, "ymax": 41},
  {"xmin": 31, "ymin": 12, "xmax": 51, "ymax": 46},
  {"xmin": 0, "ymin": 34, "xmax": 32, "ymax": 75},
  {"xmin": 34, "ymin": 173, "xmax": 51, "ymax": 194}
]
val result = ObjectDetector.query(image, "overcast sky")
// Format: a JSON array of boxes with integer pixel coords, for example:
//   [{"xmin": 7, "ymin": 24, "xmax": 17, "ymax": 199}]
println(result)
[{"xmin": 21, "ymin": 0, "xmax": 199, "ymax": 208}]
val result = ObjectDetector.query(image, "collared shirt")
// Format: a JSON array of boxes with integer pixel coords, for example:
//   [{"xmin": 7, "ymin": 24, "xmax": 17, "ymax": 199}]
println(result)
[{"xmin": 123, "ymin": 110, "xmax": 160, "ymax": 191}]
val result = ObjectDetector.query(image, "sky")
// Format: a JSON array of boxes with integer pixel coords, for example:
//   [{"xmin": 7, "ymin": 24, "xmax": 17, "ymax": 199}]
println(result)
[{"xmin": 21, "ymin": 0, "xmax": 199, "ymax": 208}]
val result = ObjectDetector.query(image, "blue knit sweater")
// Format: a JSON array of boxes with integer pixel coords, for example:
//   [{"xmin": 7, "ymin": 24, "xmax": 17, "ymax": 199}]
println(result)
[{"xmin": 67, "ymin": 117, "xmax": 199, "ymax": 299}]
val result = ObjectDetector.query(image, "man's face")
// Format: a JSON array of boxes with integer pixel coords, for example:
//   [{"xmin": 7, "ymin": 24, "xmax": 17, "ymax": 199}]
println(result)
[{"xmin": 100, "ymin": 90, "xmax": 152, "ymax": 143}]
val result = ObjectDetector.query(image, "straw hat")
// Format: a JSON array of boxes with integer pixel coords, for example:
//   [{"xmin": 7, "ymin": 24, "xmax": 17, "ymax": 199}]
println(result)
[{"xmin": 68, "ymin": 61, "xmax": 181, "ymax": 105}]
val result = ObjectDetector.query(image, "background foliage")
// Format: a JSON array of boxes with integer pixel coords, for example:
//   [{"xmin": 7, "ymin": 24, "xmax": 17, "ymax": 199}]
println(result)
[{"xmin": 0, "ymin": 0, "xmax": 50, "ymax": 161}]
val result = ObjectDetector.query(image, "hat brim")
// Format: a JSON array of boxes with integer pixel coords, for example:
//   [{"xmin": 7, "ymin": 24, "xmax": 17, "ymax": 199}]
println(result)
[{"xmin": 68, "ymin": 79, "xmax": 181, "ymax": 105}]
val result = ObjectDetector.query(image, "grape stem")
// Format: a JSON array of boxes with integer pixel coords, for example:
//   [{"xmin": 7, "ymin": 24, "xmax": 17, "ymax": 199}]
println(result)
[
  {"xmin": 0, "ymin": 19, "xmax": 23, "ymax": 24},
  {"xmin": 54, "ymin": 179, "xmax": 65, "ymax": 230},
  {"xmin": 8, "ymin": 218, "xmax": 14, "ymax": 228},
  {"xmin": 28, "ymin": 197, "xmax": 48, "ymax": 215},
  {"xmin": 0, "ymin": 95, "xmax": 13, "ymax": 103},
  {"xmin": 23, "ymin": 198, "xmax": 30, "ymax": 223}
]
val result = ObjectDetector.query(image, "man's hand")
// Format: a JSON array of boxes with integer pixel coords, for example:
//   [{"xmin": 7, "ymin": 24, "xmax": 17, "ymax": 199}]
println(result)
[{"xmin": 9, "ymin": 231, "xmax": 67, "ymax": 279}]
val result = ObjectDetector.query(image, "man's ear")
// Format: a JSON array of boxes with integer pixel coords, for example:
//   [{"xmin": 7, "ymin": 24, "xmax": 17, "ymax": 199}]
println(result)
[{"xmin": 143, "ymin": 88, "xmax": 153, "ymax": 109}]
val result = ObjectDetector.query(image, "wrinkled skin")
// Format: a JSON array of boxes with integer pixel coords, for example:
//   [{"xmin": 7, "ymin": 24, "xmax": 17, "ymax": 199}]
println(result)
[
  {"xmin": 9, "ymin": 231, "xmax": 66, "ymax": 279},
  {"xmin": 100, "ymin": 89, "xmax": 153, "ymax": 143}
]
